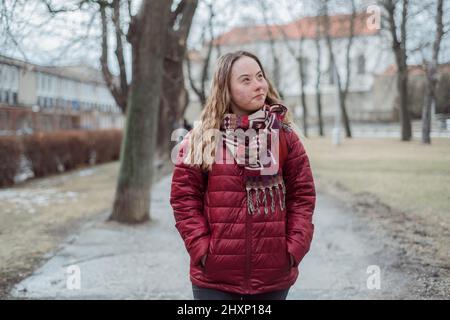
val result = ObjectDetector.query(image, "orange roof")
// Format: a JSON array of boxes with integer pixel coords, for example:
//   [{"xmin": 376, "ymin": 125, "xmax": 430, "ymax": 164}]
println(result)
[
  {"xmin": 186, "ymin": 49, "xmax": 204, "ymax": 62},
  {"xmin": 212, "ymin": 12, "xmax": 379, "ymax": 46},
  {"xmin": 382, "ymin": 64, "xmax": 450, "ymax": 76}
]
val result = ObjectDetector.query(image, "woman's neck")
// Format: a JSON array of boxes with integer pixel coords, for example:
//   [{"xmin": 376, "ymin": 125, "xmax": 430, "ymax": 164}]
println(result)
[{"xmin": 229, "ymin": 102, "xmax": 262, "ymax": 116}]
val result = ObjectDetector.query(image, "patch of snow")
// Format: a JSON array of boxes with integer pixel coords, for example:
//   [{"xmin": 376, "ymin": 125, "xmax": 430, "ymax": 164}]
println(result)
[
  {"xmin": 13, "ymin": 155, "xmax": 34, "ymax": 183},
  {"xmin": 0, "ymin": 188, "xmax": 79, "ymax": 214},
  {"xmin": 78, "ymin": 168, "xmax": 96, "ymax": 177}
]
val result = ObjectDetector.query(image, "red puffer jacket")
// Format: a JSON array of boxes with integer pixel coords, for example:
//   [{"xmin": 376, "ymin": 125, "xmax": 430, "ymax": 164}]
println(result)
[{"xmin": 170, "ymin": 126, "xmax": 316, "ymax": 295}]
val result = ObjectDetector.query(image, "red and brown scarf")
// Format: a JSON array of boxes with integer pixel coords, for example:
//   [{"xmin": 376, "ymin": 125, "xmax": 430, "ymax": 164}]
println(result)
[{"xmin": 220, "ymin": 103, "xmax": 289, "ymax": 216}]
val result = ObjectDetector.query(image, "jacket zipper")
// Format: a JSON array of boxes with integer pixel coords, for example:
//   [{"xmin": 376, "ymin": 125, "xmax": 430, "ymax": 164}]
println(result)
[
  {"xmin": 245, "ymin": 189, "xmax": 252, "ymax": 293},
  {"xmin": 239, "ymin": 164, "xmax": 251, "ymax": 293}
]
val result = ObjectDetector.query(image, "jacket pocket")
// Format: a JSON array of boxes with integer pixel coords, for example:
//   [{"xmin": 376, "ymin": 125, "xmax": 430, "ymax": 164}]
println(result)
[
  {"xmin": 286, "ymin": 251, "xmax": 292, "ymax": 273},
  {"xmin": 202, "ymin": 254, "xmax": 209, "ymax": 272},
  {"xmin": 285, "ymin": 238, "xmax": 293, "ymax": 273}
]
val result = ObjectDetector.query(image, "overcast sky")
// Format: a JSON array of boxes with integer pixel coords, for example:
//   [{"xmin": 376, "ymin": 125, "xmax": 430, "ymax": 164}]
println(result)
[{"xmin": 1, "ymin": 0, "xmax": 448, "ymax": 74}]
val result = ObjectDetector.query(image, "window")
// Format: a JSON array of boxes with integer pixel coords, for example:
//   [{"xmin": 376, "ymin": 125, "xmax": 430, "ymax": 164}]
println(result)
[
  {"xmin": 41, "ymin": 75, "xmax": 46, "ymax": 91},
  {"xmin": 357, "ymin": 55, "xmax": 366, "ymax": 75},
  {"xmin": 300, "ymin": 57, "xmax": 309, "ymax": 85},
  {"xmin": 8, "ymin": 91, "xmax": 14, "ymax": 105},
  {"xmin": 328, "ymin": 65, "xmax": 336, "ymax": 85}
]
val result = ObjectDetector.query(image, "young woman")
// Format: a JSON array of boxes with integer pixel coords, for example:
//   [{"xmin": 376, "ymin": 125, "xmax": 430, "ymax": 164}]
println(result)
[{"xmin": 170, "ymin": 50, "xmax": 316, "ymax": 300}]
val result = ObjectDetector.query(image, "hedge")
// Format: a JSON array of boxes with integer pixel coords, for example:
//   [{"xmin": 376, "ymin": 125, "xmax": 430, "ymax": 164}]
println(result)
[{"xmin": 0, "ymin": 129, "xmax": 122, "ymax": 186}]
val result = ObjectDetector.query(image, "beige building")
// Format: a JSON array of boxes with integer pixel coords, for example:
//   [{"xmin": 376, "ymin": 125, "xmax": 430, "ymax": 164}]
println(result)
[
  {"xmin": 0, "ymin": 55, "xmax": 124, "ymax": 134},
  {"xmin": 185, "ymin": 12, "xmax": 450, "ymax": 125}
]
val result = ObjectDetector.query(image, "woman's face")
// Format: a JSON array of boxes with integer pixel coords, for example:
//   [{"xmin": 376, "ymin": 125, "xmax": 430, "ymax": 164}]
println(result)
[{"xmin": 229, "ymin": 56, "xmax": 269, "ymax": 115}]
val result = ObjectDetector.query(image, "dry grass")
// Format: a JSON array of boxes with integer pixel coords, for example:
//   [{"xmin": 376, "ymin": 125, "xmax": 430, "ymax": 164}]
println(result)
[
  {"xmin": 0, "ymin": 159, "xmax": 173, "ymax": 299},
  {"xmin": 303, "ymin": 137, "xmax": 450, "ymax": 226},
  {"xmin": 0, "ymin": 162, "xmax": 121, "ymax": 298}
]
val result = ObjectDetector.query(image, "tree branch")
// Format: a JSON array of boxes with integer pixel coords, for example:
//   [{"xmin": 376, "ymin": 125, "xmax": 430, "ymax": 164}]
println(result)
[
  {"xmin": 112, "ymin": 0, "xmax": 129, "ymax": 107},
  {"xmin": 169, "ymin": 0, "xmax": 186, "ymax": 28},
  {"xmin": 42, "ymin": 0, "xmax": 93, "ymax": 16},
  {"xmin": 99, "ymin": 2, "xmax": 126, "ymax": 112}
]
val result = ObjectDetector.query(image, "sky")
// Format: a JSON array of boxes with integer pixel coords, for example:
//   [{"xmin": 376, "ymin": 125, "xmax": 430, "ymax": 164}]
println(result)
[{"xmin": 1, "ymin": 0, "xmax": 449, "ymax": 75}]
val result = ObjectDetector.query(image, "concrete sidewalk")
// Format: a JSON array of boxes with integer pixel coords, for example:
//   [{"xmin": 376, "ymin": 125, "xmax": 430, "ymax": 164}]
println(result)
[{"xmin": 10, "ymin": 173, "xmax": 414, "ymax": 299}]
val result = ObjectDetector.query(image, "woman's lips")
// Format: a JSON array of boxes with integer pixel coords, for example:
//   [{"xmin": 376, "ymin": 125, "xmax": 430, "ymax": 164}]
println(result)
[{"xmin": 254, "ymin": 94, "xmax": 265, "ymax": 99}]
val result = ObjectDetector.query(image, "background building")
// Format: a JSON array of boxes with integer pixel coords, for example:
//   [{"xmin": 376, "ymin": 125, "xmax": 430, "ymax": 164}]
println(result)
[
  {"xmin": 0, "ymin": 54, "xmax": 124, "ymax": 134},
  {"xmin": 185, "ymin": 13, "xmax": 450, "ymax": 126}
]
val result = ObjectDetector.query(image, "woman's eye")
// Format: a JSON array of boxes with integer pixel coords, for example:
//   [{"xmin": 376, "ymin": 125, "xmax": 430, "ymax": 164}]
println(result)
[{"xmin": 243, "ymin": 78, "xmax": 250, "ymax": 83}]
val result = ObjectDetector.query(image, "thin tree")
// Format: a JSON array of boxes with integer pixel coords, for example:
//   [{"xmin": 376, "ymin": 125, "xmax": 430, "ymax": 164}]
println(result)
[
  {"xmin": 314, "ymin": 13, "xmax": 325, "ymax": 136},
  {"xmin": 156, "ymin": 0, "xmax": 198, "ymax": 160},
  {"xmin": 186, "ymin": 0, "xmax": 216, "ymax": 107},
  {"xmin": 322, "ymin": 0, "xmax": 355, "ymax": 138},
  {"xmin": 99, "ymin": 0, "xmax": 128, "ymax": 112},
  {"xmin": 422, "ymin": 0, "xmax": 444, "ymax": 144},
  {"xmin": 382, "ymin": 0, "xmax": 412, "ymax": 141},
  {"xmin": 276, "ymin": 1, "xmax": 309, "ymax": 137},
  {"xmin": 259, "ymin": 0, "xmax": 284, "ymax": 99}
]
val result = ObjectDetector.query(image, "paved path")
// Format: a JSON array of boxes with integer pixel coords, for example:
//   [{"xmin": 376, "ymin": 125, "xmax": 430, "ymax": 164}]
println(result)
[{"xmin": 10, "ymin": 174, "xmax": 414, "ymax": 299}]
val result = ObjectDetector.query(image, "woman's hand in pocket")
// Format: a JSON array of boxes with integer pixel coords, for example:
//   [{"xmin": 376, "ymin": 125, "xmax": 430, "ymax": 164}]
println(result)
[
  {"xmin": 289, "ymin": 254, "xmax": 295, "ymax": 267},
  {"xmin": 200, "ymin": 254, "xmax": 208, "ymax": 268}
]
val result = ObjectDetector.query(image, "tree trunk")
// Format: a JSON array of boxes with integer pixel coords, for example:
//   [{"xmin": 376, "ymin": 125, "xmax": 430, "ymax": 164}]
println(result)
[
  {"xmin": 314, "ymin": 28, "xmax": 324, "ymax": 137},
  {"xmin": 157, "ymin": 34, "xmax": 186, "ymax": 160},
  {"xmin": 422, "ymin": 0, "xmax": 443, "ymax": 145},
  {"xmin": 422, "ymin": 78, "xmax": 432, "ymax": 144},
  {"xmin": 157, "ymin": 0, "xmax": 198, "ymax": 160},
  {"xmin": 397, "ymin": 66, "xmax": 412, "ymax": 141},
  {"xmin": 109, "ymin": 0, "xmax": 172, "ymax": 223},
  {"xmin": 385, "ymin": 0, "xmax": 412, "ymax": 141},
  {"xmin": 338, "ymin": 89, "xmax": 352, "ymax": 137},
  {"xmin": 323, "ymin": 3, "xmax": 352, "ymax": 138},
  {"xmin": 316, "ymin": 90, "xmax": 324, "ymax": 136},
  {"xmin": 298, "ymin": 57, "xmax": 308, "ymax": 137}
]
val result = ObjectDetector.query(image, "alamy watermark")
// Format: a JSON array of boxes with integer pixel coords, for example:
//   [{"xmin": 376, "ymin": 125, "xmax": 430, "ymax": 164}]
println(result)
[
  {"xmin": 66, "ymin": 264, "xmax": 81, "ymax": 290},
  {"xmin": 366, "ymin": 5, "xmax": 381, "ymax": 30},
  {"xmin": 171, "ymin": 120, "xmax": 281, "ymax": 175},
  {"xmin": 366, "ymin": 265, "xmax": 381, "ymax": 290}
]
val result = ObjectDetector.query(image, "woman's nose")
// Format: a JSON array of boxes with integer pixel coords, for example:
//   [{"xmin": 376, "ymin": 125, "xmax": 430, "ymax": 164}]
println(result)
[{"xmin": 253, "ymin": 80, "xmax": 264, "ymax": 91}]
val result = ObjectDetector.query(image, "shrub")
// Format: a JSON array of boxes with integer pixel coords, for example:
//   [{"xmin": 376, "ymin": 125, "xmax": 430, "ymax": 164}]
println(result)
[{"xmin": 0, "ymin": 136, "xmax": 22, "ymax": 187}]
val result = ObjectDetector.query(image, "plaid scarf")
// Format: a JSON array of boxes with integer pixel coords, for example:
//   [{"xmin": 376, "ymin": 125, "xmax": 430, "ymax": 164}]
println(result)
[{"xmin": 220, "ymin": 103, "xmax": 288, "ymax": 216}]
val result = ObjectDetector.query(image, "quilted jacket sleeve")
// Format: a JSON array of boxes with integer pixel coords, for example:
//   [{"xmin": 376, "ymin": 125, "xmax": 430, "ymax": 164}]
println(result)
[
  {"xmin": 169, "ymin": 136, "xmax": 210, "ymax": 267},
  {"xmin": 282, "ymin": 128, "xmax": 316, "ymax": 267}
]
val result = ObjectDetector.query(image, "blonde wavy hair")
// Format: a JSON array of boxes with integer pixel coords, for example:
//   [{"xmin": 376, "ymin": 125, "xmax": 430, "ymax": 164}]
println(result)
[{"xmin": 185, "ymin": 50, "xmax": 298, "ymax": 172}]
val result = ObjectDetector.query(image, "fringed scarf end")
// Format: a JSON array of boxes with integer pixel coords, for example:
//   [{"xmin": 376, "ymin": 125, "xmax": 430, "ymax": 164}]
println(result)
[{"xmin": 245, "ymin": 175, "xmax": 286, "ymax": 216}]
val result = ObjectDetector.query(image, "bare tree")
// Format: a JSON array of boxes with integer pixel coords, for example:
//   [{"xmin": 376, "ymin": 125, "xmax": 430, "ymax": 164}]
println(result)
[
  {"xmin": 382, "ymin": 0, "xmax": 412, "ymax": 141},
  {"xmin": 38, "ymin": 0, "xmax": 198, "ymax": 223},
  {"xmin": 1, "ymin": 0, "xmax": 31, "ymax": 61},
  {"xmin": 186, "ymin": 0, "xmax": 216, "ymax": 107},
  {"xmin": 276, "ymin": 1, "xmax": 309, "ymax": 137},
  {"xmin": 99, "ymin": 0, "xmax": 128, "ymax": 112},
  {"xmin": 422, "ymin": 0, "xmax": 444, "ymax": 144},
  {"xmin": 156, "ymin": 0, "xmax": 198, "ymax": 160},
  {"xmin": 40, "ymin": 0, "xmax": 130, "ymax": 112},
  {"xmin": 314, "ymin": 14, "xmax": 325, "ymax": 137},
  {"xmin": 322, "ymin": 0, "xmax": 355, "ymax": 139},
  {"xmin": 259, "ymin": 0, "xmax": 284, "ymax": 99}
]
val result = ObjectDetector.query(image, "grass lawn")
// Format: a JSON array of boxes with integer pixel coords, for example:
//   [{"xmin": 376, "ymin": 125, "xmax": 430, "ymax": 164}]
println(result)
[
  {"xmin": 0, "ymin": 162, "xmax": 121, "ymax": 297},
  {"xmin": 303, "ymin": 137, "xmax": 450, "ymax": 226}
]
